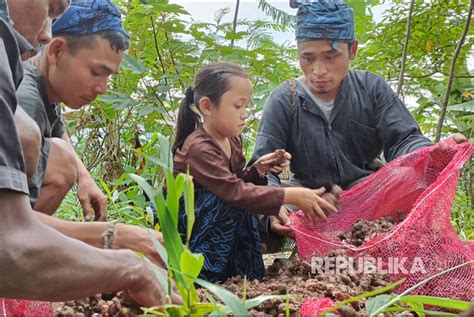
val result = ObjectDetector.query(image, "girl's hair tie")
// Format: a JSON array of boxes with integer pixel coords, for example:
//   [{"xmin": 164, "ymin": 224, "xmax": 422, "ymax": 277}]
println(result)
[{"xmin": 185, "ymin": 86, "xmax": 195, "ymax": 104}]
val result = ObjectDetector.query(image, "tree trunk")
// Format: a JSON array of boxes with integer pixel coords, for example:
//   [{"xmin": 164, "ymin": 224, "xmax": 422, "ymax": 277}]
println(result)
[
  {"xmin": 231, "ymin": 0, "xmax": 241, "ymax": 47},
  {"xmin": 434, "ymin": 1, "xmax": 473, "ymax": 142},
  {"xmin": 396, "ymin": 0, "xmax": 415, "ymax": 96}
]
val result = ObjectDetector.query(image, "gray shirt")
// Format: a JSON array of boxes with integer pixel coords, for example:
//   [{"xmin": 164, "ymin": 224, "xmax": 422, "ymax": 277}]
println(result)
[
  {"xmin": 17, "ymin": 61, "xmax": 65, "ymax": 140},
  {"xmin": 250, "ymin": 70, "xmax": 432, "ymax": 190},
  {"xmin": 298, "ymin": 77, "xmax": 334, "ymax": 122},
  {"xmin": 16, "ymin": 60, "xmax": 65, "ymax": 206},
  {"xmin": 0, "ymin": 18, "xmax": 29, "ymax": 194}
]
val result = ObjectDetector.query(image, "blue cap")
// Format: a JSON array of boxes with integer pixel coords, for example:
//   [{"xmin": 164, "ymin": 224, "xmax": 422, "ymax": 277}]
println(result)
[
  {"xmin": 291, "ymin": 0, "xmax": 355, "ymax": 45},
  {"xmin": 52, "ymin": 0, "xmax": 127, "ymax": 37}
]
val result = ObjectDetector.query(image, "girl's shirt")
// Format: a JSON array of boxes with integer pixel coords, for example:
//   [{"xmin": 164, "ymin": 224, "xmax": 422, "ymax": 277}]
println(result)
[{"xmin": 174, "ymin": 126, "xmax": 284, "ymax": 215}]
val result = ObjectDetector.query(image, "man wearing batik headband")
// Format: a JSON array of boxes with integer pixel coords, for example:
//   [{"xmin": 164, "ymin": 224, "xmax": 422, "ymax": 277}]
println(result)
[
  {"xmin": 17, "ymin": 0, "xmax": 130, "ymax": 221},
  {"xmin": 250, "ymin": 0, "xmax": 466, "ymax": 242}
]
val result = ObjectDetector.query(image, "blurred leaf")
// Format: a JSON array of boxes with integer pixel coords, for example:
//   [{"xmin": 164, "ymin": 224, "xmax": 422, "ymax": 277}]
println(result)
[
  {"xmin": 210, "ymin": 295, "xmax": 284, "ymax": 316},
  {"xmin": 366, "ymin": 294, "xmax": 394, "ymax": 315},
  {"xmin": 99, "ymin": 92, "xmax": 136, "ymax": 110},
  {"xmin": 323, "ymin": 279, "xmax": 405, "ymax": 314},
  {"xmin": 147, "ymin": 228, "xmax": 168, "ymax": 265},
  {"xmin": 179, "ymin": 249, "xmax": 204, "ymax": 304},
  {"xmin": 121, "ymin": 54, "xmax": 149, "ymax": 74},
  {"xmin": 448, "ymin": 100, "xmax": 474, "ymax": 112},
  {"xmin": 195, "ymin": 278, "xmax": 249, "ymax": 316},
  {"xmin": 143, "ymin": 257, "xmax": 170, "ymax": 296},
  {"xmin": 399, "ymin": 295, "xmax": 470, "ymax": 311},
  {"xmin": 183, "ymin": 171, "xmax": 195, "ymax": 246}
]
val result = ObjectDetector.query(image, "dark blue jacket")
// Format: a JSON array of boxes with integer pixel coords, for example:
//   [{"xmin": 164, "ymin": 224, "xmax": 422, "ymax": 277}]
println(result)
[{"xmin": 250, "ymin": 70, "xmax": 432, "ymax": 189}]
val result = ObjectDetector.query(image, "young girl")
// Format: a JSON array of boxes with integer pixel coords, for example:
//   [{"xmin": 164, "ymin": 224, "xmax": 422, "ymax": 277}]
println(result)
[{"xmin": 173, "ymin": 62, "xmax": 338, "ymax": 282}]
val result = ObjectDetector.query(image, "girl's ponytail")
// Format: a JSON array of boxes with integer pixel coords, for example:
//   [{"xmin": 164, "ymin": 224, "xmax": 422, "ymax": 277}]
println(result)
[{"xmin": 172, "ymin": 86, "xmax": 200, "ymax": 154}]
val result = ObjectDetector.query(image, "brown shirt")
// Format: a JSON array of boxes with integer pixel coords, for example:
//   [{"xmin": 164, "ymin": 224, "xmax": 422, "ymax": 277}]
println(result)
[{"xmin": 174, "ymin": 127, "xmax": 284, "ymax": 215}]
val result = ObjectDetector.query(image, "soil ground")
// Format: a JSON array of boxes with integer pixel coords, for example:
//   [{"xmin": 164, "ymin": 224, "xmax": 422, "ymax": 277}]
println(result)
[{"xmin": 54, "ymin": 217, "xmax": 416, "ymax": 316}]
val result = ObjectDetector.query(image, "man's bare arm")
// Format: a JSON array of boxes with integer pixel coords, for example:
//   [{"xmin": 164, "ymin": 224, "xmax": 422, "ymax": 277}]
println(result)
[
  {"xmin": 35, "ymin": 211, "xmax": 165, "ymax": 266},
  {"xmin": 61, "ymin": 131, "xmax": 107, "ymax": 220},
  {"xmin": 0, "ymin": 190, "xmax": 165, "ymax": 306}
]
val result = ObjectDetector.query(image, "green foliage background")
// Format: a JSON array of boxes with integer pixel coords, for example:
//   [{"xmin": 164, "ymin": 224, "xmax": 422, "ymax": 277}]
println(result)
[{"xmin": 58, "ymin": 0, "xmax": 473, "ymax": 238}]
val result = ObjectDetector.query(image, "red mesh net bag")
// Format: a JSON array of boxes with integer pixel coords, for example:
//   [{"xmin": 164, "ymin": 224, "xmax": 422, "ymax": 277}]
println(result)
[
  {"xmin": 0, "ymin": 298, "xmax": 50, "ymax": 316},
  {"xmin": 299, "ymin": 298, "xmax": 338, "ymax": 316},
  {"xmin": 290, "ymin": 141, "xmax": 474, "ymax": 300}
]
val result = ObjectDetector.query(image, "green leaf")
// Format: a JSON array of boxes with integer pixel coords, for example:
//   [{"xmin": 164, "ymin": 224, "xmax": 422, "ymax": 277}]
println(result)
[
  {"xmin": 99, "ymin": 92, "xmax": 136, "ymax": 110},
  {"xmin": 129, "ymin": 174, "xmax": 157, "ymax": 206},
  {"xmin": 137, "ymin": 105, "xmax": 159, "ymax": 116},
  {"xmin": 457, "ymin": 114, "xmax": 474, "ymax": 121},
  {"xmin": 153, "ymin": 186, "xmax": 167, "ymax": 224},
  {"xmin": 142, "ymin": 135, "xmax": 172, "ymax": 173},
  {"xmin": 154, "ymin": 191, "xmax": 185, "ymax": 271},
  {"xmin": 257, "ymin": 0, "xmax": 296, "ymax": 27},
  {"xmin": 131, "ymin": 172, "xmax": 188, "ymax": 302},
  {"xmin": 366, "ymin": 294, "xmax": 394, "ymax": 315},
  {"xmin": 243, "ymin": 295, "xmax": 284, "ymax": 310},
  {"xmin": 448, "ymin": 100, "xmax": 474, "ymax": 113},
  {"xmin": 201, "ymin": 289, "xmax": 224, "ymax": 316},
  {"xmin": 150, "ymin": 2, "xmax": 188, "ymax": 15},
  {"xmin": 145, "ymin": 206, "xmax": 155, "ymax": 224},
  {"xmin": 210, "ymin": 295, "xmax": 283, "ymax": 316},
  {"xmin": 399, "ymin": 295, "xmax": 470, "ymax": 311},
  {"xmin": 159, "ymin": 302, "xmax": 224, "ymax": 316},
  {"xmin": 410, "ymin": 310, "xmax": 458, "ymax": 316},
  {"xmin": 158, "ymin": 209, "xmax": 188, "ymax": 303},
  {"xmin": 180, "ymin": 250, "xmax": 204, "ymax": 281},
  {"xmin": 383, "ymin": 306, "xmax": 458, "ymax": 316},
  {"xmin": 140, "ymin": 306, "xmax": 167, "ymax": 315},
  {"xmin": 322, "ymin": 278, "xmax": 405, "ymax": 315},
  {"xmin": 121, "ymin": 54, "xmax": 149, "ymax": 74},
  {"xmin": 99, "ymin": 178, "xmax": 112, "ymax": 198},
  {"xmin": 224, "ymin": 31, "xmax": 248, "ymax": 40},
  {"xmin": 142, "ymin": 257, "xmax": 169, "ymax": 296},
  {"xmin": 285, "ymin": 293, "xmax": 290, "ymax": 317},
  {"xmin": 190, "ymin": 303, "xmax": 222, "ymax": 315},
  {"xmin": 111, "ymin": 190, "xmax": 120, "ymax": 202},
  {"xmin": 195, "ymin": 278, "xmax": 249, "ymax": 316},
  {"xmin": 404, "ymin": 300, "xmax": 425, "ymax": 317},
  {"xmin": 370, "ymin": 261, "xmax": 474, "ymax": 316},
  {"xmin": 179, "ymin": 249, "xmax": 204, "ymax": 304},
  {"xmin": 159, "ymin": 134, "xmax": 173, "ymax": 171},
  {"xmin": 145, "ymin": 154, "xmax": 172, "ymax": 173},
  {"xmin": 183, "ymin": 172, "xmax": 195, "ymax": 246},
  {"xmin": 147, "ymin": 228, "xmax": 168, "ymax": 265},
  {"xmin": 381, "ymin": 306, "xmax": 459, "ymax": 316},
  {"xmin": 159, "ymin": 304, "xmax": 190, "ymax": 316},
  {"xmin": 166, "ymin": 170, "xmax": 183, "ymax": 226}
]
